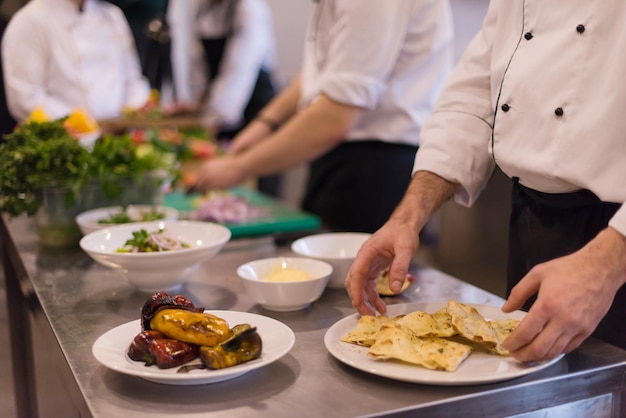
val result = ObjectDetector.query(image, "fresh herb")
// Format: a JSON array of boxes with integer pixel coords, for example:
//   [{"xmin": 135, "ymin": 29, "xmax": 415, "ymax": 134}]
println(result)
[
  {"xmin": 98, "ymin": 208, "xmax": 165, "ymax": 224},
  {"xmin": 98, "ymin": 211, "xmax": 133, "ymax": 224},
  {"xmin": 0, "ymin": 120, "xmax": 91, "ymax": 217},
  {"xmin": 0, "ymin": 119, "xmax": 180, "ymax": 218},
  {"xmin": 88, "ymin": 134, "xmax": 178, "ymax": 200},
  {"xmin": 118, "ymin": 229, "xmax": 153, "ymax": 252}
]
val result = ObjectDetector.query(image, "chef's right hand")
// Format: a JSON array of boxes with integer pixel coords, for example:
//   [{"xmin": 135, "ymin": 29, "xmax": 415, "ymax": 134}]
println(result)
[{"xmin": 345, "ymin": 218, "xmax": 420, "ymax": 316}]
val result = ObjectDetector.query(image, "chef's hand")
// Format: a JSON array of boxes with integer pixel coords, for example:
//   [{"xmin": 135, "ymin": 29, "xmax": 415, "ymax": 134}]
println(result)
[
  {"xmin": 228, "ymin": 118, "xmax": 275, "ymax": 155},
  {"xmin": 345, "ymin": 217, "xmax": 420, "ymax": 316},
  {"xmin": 194, "ymin": 155, "xmax": 247, "ymax": 193},
  {"xmin": 502, "ymin": 227, "xmax": 626, "ymax": 362}
]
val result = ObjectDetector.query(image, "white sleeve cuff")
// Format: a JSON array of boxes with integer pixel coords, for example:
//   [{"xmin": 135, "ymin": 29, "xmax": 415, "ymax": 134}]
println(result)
[{"xmin": 320, "ymin": 73, "xmax": 386, "ymax": 109}]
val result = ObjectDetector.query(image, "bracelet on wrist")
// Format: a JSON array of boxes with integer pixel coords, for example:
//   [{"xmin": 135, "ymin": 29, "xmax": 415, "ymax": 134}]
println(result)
[{"xmin": 255, "ymin": 115, "xmax": 280, "ymax": 132}]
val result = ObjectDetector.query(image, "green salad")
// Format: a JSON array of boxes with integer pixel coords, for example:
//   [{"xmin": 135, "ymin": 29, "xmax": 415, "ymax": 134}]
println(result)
[
  {"xmin": 116, "ymin": 229, "xmax": 190, "ymax": 253},
  {"xmin": 98, "ymin": 208, "xmax": 166, "ymax": 225}
]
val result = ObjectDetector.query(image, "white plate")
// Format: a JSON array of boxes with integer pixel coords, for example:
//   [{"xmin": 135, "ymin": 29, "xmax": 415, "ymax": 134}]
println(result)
[
  {"xmin": 76, "ymin": 205, "xmax": 180, "ymax": 235},
  {"xmin": 324, "ymin": 302, "xmax": 564, "ymax": 386},
  {"xmin": 93, "ymin": 310, "xmax": 295, "ymax": 385}
]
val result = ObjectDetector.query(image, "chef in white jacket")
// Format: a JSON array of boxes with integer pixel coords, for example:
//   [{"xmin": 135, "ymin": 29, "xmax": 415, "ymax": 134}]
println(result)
[
  {"xmin": 345, "ymin": 0, "xmax": 626, "ymax": 362},
  {"xmin": 1, "ymin": 0, "xmax": 151, "ymax": 122}
]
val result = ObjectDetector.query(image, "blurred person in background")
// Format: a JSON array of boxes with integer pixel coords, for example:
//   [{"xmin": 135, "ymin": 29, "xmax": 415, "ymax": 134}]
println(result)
[
  {"xmin": 106, "ymin": 0, "xmax": 171, "ymax": 90},
  {"xmin": 193, "ymin": 0, "xmax": 454, "ymax": 232},
  {"xmin": 2, "ymin": 0, "xmax": 151, "ymax": 122},
  {"xmin": 168, "ymin": 0, "xmax": 281, "ymax": 196}
]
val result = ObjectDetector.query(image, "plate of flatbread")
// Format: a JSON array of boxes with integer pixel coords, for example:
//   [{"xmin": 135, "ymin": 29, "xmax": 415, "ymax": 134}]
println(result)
[{"xmin": 324, "ymin": 300, "xmax": 564, "ymax": 385}]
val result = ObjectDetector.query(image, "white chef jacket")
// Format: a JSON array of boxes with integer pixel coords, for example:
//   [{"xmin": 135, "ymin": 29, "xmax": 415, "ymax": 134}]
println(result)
[
  {"xmin": 1, "ymin": 0, "xmax": 150, "ymax": 122},
  {"xmin": 413, "ymin": 0, "xmax": 626, "ymax": 236},
  {"xmin": 299, "ymin": 0, "xmax": 454, "ymax": 146},
  {"xmin": 168, "ymin": 0, "xmax": 277, "ymax": 128}
]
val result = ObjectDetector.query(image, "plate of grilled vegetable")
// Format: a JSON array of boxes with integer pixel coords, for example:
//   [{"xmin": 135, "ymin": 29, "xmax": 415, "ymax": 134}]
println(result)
[{"xmin": 92, "ymin": 292, "xmax": 295, "ymax": 385}]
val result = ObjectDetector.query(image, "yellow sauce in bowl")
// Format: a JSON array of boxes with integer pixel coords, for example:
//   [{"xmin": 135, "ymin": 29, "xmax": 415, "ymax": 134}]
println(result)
[{"xmin": 264, "ymin": 266, "xmax": 312, "ymax": 282}]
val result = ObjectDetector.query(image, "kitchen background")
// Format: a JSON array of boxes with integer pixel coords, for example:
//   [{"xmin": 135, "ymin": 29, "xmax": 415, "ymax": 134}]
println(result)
[{"xmin": 0, "ymin": 1, "xmax": 507, "ymax": 416}]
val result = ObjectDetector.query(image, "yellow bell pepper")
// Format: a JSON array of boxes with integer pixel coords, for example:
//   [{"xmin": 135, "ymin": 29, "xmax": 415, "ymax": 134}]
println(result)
[
  {"xmin": 64, "ymin": 108, "xmax": 99, "ymax": 134},
  {"xmin": 149, "ymin": 308, "xmax": 232, "ymax": 347},
  {"xmin": 25, "ymin": 107, "xmax": 49, "ymax": 123}
]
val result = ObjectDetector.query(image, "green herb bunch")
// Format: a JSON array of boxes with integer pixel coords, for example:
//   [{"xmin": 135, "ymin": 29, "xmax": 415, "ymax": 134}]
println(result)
[
  {"xmin": 88, "ymin": 133, "xmax": 178, "ymax": 199},
  {"xmin": 0, "ymin": 119, "xmax": 179, "ymax": 218},
  {"xmin": 0, "ymin": 120, "xmax": 91, "ymax": 217}
]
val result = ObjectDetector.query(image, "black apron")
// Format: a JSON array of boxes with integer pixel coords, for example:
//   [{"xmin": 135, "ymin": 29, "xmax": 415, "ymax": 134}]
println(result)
[
  {"xmin": 507, "ymin": 179, "xmax": 626, "ymax": 349},
  {"xmin": 302, "ymin": 141, "xmax": 418, "ymax": 233},
  {"xmin": 201, "ymin": 32, "xmax": 280, "ymax": 196}
]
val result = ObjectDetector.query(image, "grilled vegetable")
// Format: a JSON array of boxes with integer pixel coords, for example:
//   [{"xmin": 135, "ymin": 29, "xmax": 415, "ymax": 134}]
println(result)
[
  {"xmin": 134, "ymin": 292, "xmax": 263, "ymax": 371},
  {"xmin": 149, "ymin": 308, "xmax": 232, "ymax": 346},
  {"xmin": 199, "ymin": 324, "xmax": 262, "ymax": 369},
  {"xmin": 140, "ymin": 292, "xmax": 203, "ymax": 330},
  {"xmin": 128, "ymin": 330, "xmax": 198, "ymax": 369}
]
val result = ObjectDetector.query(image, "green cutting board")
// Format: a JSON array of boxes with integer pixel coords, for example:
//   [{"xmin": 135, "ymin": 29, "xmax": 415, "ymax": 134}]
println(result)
[{"xmin": 163, "ymin": 187, "xmax": 321, "ymax": 239}]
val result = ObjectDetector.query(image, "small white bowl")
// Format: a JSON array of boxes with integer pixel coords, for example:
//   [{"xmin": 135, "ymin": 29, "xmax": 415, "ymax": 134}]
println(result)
[
  {"xmin": 80, "ymin": 220, "xmax": 231, "ymax": 292},
  {"xmin": 237, "ymin": 257, "xmax": 333, "ymax": 311},
  {"xmin": 76, "ymin": 205, "xmax": 180, "ymax": 235},
  {"xmin": 291, "ymin": 232, "xmax": 371, "ymax": 289}
]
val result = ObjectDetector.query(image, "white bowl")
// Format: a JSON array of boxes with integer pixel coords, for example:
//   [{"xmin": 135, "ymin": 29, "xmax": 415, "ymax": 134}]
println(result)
[
  {"xmin": 237, "ymin": 257, "xmax": 333, "ymax": 311},
  {"xmin": 80, "ymin": 220, "xmax": 231, "ymax": 292},
  {"xmin": 76, "ymin": 205, "xmax": 180, "ymax": 235},
  {"xmin": 291, "ymin": 232, "xmax": 371, "ymax": 289}
]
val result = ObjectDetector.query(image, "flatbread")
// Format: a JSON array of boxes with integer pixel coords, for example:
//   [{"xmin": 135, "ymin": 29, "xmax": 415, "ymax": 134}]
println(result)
[
  {"xmin": 489, "ymin": 318, "xmax": 520, "ymax": 344},
  {"xmin": 340, "ymin": 314, "xmax": 393, "ymax": 347},
  {"xmin": 432, "ymin": 307, "xmax": 458, "ymax": 337},
  {"xmin": 446, "ymin": 300, "xmax": 509, "ymax": 355},
  {"xmin": 375, "ymin": 268, "xmax": 414, "ymax": 296},
  {"xmin": 395, "ymin": 310, "xmax": 456, "ymax": 338},
  {"xmin": 340, "ymin": 300, "xmax": 519, "ymax": 372},
  {"xmin": 368, "ymin": 322, "xmax": 472, "ymax": 372}
]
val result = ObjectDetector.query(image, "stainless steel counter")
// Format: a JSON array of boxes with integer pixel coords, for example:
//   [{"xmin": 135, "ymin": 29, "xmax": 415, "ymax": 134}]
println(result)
[{"xmin": 3, "ymin": 215, "xmax": 626, "ymax": 418}]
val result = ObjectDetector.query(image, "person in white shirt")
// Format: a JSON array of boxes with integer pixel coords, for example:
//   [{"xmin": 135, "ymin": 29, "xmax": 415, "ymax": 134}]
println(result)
[
  {"xmin": 193, "ymin": 0, "xmax": 454, "ymax": 232},
  {"xmin": 345, "ymin": 0, "xmax": 626, "ymax": 360},
  {"xmin": 168, "ymin": 0, "xmax": 276, "ymax": 134},
  {"xmin": 1, "ymin": 0, "xmax": 151, "ymax": 122},
  {"xmin": 168, "ymin": 0, "xmax": 280, "ymax": 195}
]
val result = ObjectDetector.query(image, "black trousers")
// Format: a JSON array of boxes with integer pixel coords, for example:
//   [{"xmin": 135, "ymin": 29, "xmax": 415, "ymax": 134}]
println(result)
[
  {"xmin": 507, "ymin": 180, "xmax": 626, "ymax": 349},
  {"xmin": 302, "ymin": 140, "xmax": 418, "ymax": 233}
]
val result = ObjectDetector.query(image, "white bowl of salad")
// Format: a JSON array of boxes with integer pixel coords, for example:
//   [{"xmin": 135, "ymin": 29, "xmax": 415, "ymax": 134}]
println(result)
[
  {"xmin": 79, "ymin": 220, "xmax": 231, "ymax": 292},
  {"xmin": 76, "ymin": 205, "xmax": 180, "ymax": 235}
]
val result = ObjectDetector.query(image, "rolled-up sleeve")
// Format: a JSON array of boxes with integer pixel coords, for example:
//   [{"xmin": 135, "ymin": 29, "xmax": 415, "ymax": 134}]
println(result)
[
  {"xmin": 316, "ymin": 1, "xmax": 414, "ymax": 109},
  {"xmin": 319, "ymin": 73, "xmax": 385, "ymax": 110}
]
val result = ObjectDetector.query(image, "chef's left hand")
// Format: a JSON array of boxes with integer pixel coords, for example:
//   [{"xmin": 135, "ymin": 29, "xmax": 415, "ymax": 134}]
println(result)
[
  {"xmin": 194, "ymin": 155, "xmax": 247, "ymax": 193},
  {"xmin": 502, "ymin": 228, "xmax": 626, "ymax": 362}
]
